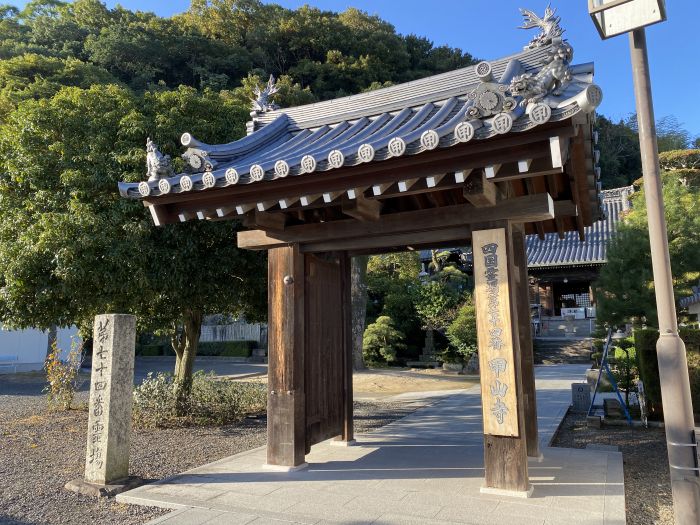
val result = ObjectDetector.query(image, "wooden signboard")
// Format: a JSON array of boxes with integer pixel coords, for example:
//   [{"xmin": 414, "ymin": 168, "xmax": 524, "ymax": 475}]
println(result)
[{"xmin": 473, "ymin": 228, "xmax": 520, "ymax": 437}]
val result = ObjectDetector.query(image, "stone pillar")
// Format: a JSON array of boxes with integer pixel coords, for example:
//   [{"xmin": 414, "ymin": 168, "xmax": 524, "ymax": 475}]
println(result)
[{"xmin": 67, "ymin": 314, "xmax": 139, "ymax": 496}]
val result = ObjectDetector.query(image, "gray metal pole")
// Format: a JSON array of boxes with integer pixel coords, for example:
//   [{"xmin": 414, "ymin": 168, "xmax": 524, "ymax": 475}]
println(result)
[{"xmin": 629, "ymin": 27, "xmax": 700, "ymax": 525}]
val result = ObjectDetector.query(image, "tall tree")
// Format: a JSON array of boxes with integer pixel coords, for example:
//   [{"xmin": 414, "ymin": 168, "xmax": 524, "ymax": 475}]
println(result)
[
  {"xmin": 0, "ymin": 84, "xmax": 266, "ymax": 400},
  {"xmin": 595, "ymin": 164, "xmax": 700, "ymax": 326}
]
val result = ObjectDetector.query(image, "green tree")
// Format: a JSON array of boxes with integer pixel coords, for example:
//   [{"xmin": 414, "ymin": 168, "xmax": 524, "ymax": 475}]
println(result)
[
  {"xmin": 362, "ymin": 315, "xmax": 405, "ymax": 366},
  {"xmin": 0, "ymin": 53, "xmax": 118, "ymax": 122},
  {"xmin": 595, "ymin": 114, "xmax": 641, "ymax": 189},
  {"xmin": 0, "ymin": 84, "xmax": 266, "ymax": 406},
  {"xmin": 595, "ymin": 166, "xmax": 700, "ymax": 326},
  {"xmin": 446, "ymin": 295, "xmax": 478, "ymax": 361},
  {"xmin": 415, "ymin": 267, "xmax": 466, "ymax": 332},
  {"xmin": 366, "ymin": 252, "xmax": 422, "ymax": 352}
]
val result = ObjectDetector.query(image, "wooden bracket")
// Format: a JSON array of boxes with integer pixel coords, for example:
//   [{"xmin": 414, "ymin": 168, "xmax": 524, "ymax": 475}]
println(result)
[
  {"xmin": 464, "ymin": 170, "xmax": 498, "ymax": 207},
  {"xmin": 341, "ymin": 194, "xmax": 381, "ymax": 222}
]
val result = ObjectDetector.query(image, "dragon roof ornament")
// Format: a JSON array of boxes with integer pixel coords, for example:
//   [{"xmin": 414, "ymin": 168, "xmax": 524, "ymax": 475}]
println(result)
[
  {"xmin": 508, "ymin": 5, "xmax": 574, "ymax": 107},
  {"xmin": 519, "ymin": 4, "xmax": 564, "ymax": 49},
  {"xmin": 145, "ymin": 138, "xmax": 174, "ymax": 182},
  {"xmin": 251, "ymin": 74, "xmax": 280, "ymax": 114}
]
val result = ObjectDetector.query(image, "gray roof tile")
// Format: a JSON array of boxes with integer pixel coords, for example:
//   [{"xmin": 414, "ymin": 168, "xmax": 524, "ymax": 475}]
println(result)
[{"xmin": 526, "ymin": 186, "xmax": 634, "ymax": 267}]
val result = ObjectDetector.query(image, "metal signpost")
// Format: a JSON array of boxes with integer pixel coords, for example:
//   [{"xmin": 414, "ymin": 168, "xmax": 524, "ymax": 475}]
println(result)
[{"xmin": 588, "ymin": 1, "xmax": 700, "ymax": 523}]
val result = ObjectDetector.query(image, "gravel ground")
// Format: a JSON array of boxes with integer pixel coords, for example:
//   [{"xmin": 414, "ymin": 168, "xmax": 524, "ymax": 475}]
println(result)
[
  {"xmin": 552, "ymin": 412, "xmax": 674, "ymax": 525},
  {"xmin": 0, "ymin": 392, "xmax": 420, "ymax": 525}
]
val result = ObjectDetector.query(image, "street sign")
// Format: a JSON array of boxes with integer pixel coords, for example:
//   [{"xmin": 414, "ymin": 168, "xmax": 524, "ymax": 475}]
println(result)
[{"xmin": 588, "ymin": 0, "xmax": 666, "ymax": 39}]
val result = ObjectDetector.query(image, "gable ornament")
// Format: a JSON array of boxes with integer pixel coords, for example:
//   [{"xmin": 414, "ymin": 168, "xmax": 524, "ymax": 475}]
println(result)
[{"xmin": 145, "ymin": 138, "xmax": 174, "ymax": 182}]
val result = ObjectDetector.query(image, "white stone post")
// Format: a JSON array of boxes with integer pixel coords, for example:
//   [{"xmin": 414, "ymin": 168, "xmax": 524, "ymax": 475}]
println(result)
[
  {"xmin": 67, "ymin": 314, "xmax": 140, "ymax": 496},
  {"xmin": 84, "ymin": 314, "xmax": 135, "ymax": 485}
]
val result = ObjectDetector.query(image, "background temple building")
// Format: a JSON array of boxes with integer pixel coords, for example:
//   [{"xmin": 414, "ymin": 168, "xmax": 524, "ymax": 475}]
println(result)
[
  {"xmin": 420, "ymin": 185, "xmax": 634, "ymax": 337},
  {"xmin": 526, "ymin": 185, "xmax": 633, "ymax": 336}
]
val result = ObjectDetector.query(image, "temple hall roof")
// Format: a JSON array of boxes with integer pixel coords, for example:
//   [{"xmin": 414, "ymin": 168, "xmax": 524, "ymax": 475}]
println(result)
[{"xmin": 526, "ymin": 186, "xmax": 634, "ymax": 268}]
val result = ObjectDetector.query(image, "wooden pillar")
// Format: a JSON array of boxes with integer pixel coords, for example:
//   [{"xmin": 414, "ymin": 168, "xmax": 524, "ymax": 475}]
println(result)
[
  {"xmin": 512, "ymin": 224, "xmax": 540, "ymax": 458},
  {"xmin": 337, "ymin": 252, "xmax": 354, "ymax": 443},
  {"xmin": 473, "ymin": 223, "xmax": 530, "ymax": 495},
  {"xmin": 267, "ymin": 244, "xmax": 306, "ymax": 468}
]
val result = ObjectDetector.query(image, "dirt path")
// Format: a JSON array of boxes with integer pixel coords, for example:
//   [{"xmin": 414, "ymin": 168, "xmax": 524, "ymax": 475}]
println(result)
[{"xmin": 239, "ymin": 367, "xmax": 479, "ymax": 397}]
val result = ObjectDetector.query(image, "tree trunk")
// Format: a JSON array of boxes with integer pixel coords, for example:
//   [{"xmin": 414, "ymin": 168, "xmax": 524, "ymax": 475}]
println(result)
[
  {"xmin": 351, "ymin": 255, "xmax": 369, "ymax": 370},
  {"xmin": 170, "ymin": 310, "xmax": 203, "ymax": 415}
]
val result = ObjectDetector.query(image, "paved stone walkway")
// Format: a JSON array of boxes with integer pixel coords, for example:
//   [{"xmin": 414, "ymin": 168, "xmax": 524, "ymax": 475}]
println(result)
[{"xmin": 118, "ymin": 364, "xmax": 625, "ymax": 525}]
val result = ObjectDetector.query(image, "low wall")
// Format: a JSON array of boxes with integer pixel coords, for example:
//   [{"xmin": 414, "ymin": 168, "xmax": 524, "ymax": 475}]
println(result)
[
  {"xmin": 537, "ymin": 317, "xmax": 596, "ymax": 338},
  {"xmin": 0, "ymin": 325, "xmax": 80, "ymax": 373}
]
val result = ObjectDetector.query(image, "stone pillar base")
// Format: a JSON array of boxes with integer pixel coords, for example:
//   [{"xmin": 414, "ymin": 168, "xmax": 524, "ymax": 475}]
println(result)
[
  {"xmin": 65, "ymin": 476, "xmax": 144, "ymax": 498},
  {"xmin": 480, "ymin": 484, "xmax": 534, "ymax": 499},
  {"xmin": 330, "ymin": 439, "xmax": 357, "ymax": 447},
  {"xmin": 262, "ymin": 462, "xmax": 308, "ymax": 473}
]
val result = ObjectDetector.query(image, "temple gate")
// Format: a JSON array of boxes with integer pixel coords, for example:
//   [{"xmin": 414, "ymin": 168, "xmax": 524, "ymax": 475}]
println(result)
[{"xmin": 120, "ymin": 8, "xmax": 603, "ymax": 496}]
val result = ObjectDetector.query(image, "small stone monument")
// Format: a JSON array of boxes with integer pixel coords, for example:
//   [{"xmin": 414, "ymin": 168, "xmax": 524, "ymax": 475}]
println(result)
[
  {"xmin": 66, "ymin": 314, "xmax": 142, "ymax": 497},
  {"xmin": 571, "ymin": 382, "xmax": 591, "ymax": 413}
]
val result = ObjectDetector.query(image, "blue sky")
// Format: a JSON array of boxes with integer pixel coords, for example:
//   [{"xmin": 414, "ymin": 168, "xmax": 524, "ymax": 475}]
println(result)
[{"xmin": 11, "ymin": 1, "xmax": 700, "ymax": 136}]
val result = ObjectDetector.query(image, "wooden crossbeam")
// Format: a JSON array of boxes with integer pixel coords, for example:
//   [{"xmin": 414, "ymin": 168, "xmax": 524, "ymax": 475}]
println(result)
[
  {"xmin": 148, "ymin": 205, "xmax": 169, "ymax": 226},
  {"xmin": 426, "ymin": 174, "xmax": 446, "ymax": 188},
  {"xmin": 549, "ymin": 136, "xmax": 570, "ymax": 169},
  {"xmin": 489, "ymin": 157, "xmax": 563, "ymax": 182},
  {"xmin": 484, "ymin": 164, "xmax": 502, "ymax": 179},
  {"xmin": 238, "ymin": 193, "xmax": 554, "ymax": 251},
  {"xmin": 279, "ymin": 197, "xmax": 299, "ymax": 209},
  {"xmin": 518, "ymin": 159, "xmax": 532, "ymax": 173},
  {"xmin": 322, "ymin": 191, "xmax": 343, "ymax": 203},
  {"xmin": 242, "ymin": 210, "xmax": 286, "ymax": 232},
  {"xmin": 363, "ymin": 175, "xmax": 461, "ymax": 201},
  {"xmin": 454, "ymin": 169, "xmax": 473, "ymax": 183},
  {"xmin": 553, "ymin": 200, "xmax": 578, "ymax": 217},
  {"xmin": 301, "ymin": 226, "xmax": 471, "ymax": 253},
  {"xmin": 398, "ymin": 178, "xmax": 420, "ymax": 192},
  {"xmin": 235, "ymin": 203, "xmax": 255, "ymax": 215}
]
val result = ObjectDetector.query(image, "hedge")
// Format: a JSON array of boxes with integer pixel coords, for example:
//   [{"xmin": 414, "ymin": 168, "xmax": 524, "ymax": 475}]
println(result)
[
  {"xmin": 136, "ymin": 340, "xmax": 256, "ymax": 357},
  {"xmin": 198, "ymin": 340, "xmax": 256, "ymax": 357},
  {"xmin": 635, "ymin": 328, "xmax": 700, "ymax": 417},
  {"xmin": 658, "ymin": 149, "xmax": 700, "ymax": 171}
]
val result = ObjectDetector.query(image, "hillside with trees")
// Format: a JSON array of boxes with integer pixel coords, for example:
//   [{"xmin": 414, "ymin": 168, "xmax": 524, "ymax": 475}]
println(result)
[
  {"xmin": 0, "ymin": 0, "xmax": 697, "ymax": 388},
  {"xmin": 0, "ymin": 0, "xmax": 476, "ymax": 391}
]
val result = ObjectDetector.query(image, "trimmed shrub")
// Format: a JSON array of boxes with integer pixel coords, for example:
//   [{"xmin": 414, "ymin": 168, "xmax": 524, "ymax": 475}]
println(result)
[
  {"xmin": 138, "ymin": 344, "xmax": 166, "ymax": 356},
  {"xmin": 197, "ymin": 340, "xmax": 256, "ymax": 357},
  {"xmin": 688, "ymin": 352, "xmax": 700, "ymax": 417},
  {"xmin": 682, "ymin": 329, "xmax": 700, "ymax": 414},
  {"xmin": 446, "ymin": 297, "xmax": 478, "ymax": 362},
  {"xmin": 635, "ymin": 328, "xmax": 700, "ymax": 418},
  {"xmin": 659, "ymin": 149, "xmax": 700, "ymax": 171},
  {"xmin": 680, "ymin": 328, "xmax": 700, "ymax": 352},
  {"xmin": 635, "ymin": 329, "xmax": 662, "ymax": 415},
  {"xmin": 362, "ymin": 316, "xmax": 406, "ymax": 366},
  {"xmin": 132, "ymin": 371, "xmax": 267, "ymax": 428}
]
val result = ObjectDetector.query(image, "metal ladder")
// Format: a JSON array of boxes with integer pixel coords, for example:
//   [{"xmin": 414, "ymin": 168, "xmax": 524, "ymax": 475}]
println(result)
[{"xmin": 587, "ymin": 328, "xmax": 633, "ymax": 425}]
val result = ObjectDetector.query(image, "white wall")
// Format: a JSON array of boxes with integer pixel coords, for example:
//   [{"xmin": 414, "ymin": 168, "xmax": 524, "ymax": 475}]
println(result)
[{"xmin": 0, "ymin": 324, "xmax": 81, "ymax": 372}]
